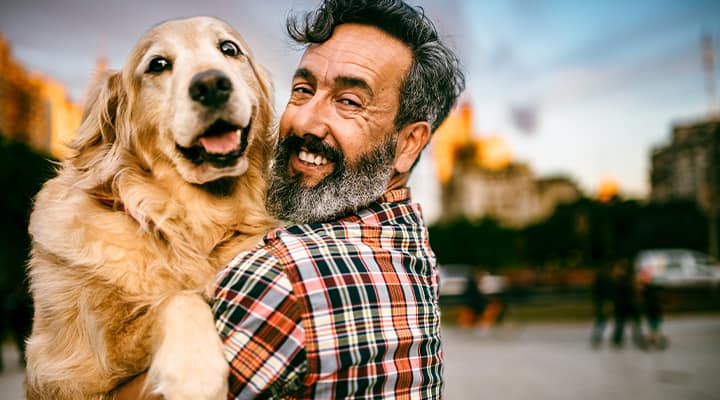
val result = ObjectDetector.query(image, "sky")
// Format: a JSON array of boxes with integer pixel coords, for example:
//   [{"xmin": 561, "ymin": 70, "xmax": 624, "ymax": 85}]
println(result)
[{"xmin": 2, "ymin": 0, "xmax": 719, "ymax": 222}]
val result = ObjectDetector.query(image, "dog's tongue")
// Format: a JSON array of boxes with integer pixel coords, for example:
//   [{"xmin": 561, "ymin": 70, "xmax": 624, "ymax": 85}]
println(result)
[{"xmin": 198, "ymin": 130, "xmax": 240, "ymax": 154}]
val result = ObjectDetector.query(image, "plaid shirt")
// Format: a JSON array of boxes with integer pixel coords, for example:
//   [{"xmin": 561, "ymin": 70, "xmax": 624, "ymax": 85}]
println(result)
[{"xmin": 211, "ymin": 188, "xmax": 442, "ymax": 399}]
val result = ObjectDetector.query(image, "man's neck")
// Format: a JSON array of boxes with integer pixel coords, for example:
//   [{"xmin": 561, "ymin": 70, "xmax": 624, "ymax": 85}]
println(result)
[{"xmin": 386, "ymin": 171, "xmax": 409, "ymax": 192}]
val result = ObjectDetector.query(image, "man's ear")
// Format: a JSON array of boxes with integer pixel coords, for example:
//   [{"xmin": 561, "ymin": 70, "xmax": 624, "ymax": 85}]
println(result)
[{"xmin": 394, "ymin": 121, "xmax": 431, "ymax": 174}]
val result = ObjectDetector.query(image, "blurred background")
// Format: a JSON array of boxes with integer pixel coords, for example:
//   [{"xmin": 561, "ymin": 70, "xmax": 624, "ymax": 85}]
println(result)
[{"xmin": 1, "ymin": 0, "xmax": 720, "ymax": 399}]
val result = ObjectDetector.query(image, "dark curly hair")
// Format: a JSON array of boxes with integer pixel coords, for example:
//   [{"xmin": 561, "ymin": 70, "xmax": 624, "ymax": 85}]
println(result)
[{"xmin": 286, "ymin": 0, "xmax": 465, "ymax": 133}]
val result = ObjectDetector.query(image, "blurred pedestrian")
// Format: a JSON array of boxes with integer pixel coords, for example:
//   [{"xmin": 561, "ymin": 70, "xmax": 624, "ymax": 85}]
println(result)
[
  {"xmin": 456, "ymin": 270, "xmax": 509, "ymax": 337},
  {"xmin": 457, "ymin": 271, "xmax": 487, "ymax": 328},
  {"xmin": 610, "ymin": 259, "xmax": 645, "ymax": 349},
  {"xmin": 590, "ymin": 266, "xmax": 612, "ymax": 347},
  {"xmin": 637, "ymin": 266, "xmax": 668, "ymax": 350}
]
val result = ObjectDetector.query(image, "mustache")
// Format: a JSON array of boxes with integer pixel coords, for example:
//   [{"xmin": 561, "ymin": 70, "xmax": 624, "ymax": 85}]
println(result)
[
  {"xmin": 278, "ymin": 133, "xmax": 342, "ymax": 163},
  {"xmin": 266, "ymin": 130, "xmax": 397, "ymax": 223}
]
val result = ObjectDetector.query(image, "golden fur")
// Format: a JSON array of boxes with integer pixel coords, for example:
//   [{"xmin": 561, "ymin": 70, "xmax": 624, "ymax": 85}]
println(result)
[{"xmin": 25, "ymin": 17, "xmax": 276, "ymax": 399}]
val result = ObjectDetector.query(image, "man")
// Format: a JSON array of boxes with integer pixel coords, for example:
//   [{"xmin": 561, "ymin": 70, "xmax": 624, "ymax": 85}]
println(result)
[
  {"xmin": 119, "ymin": 0, "xmax": 463, "ymax": 398},
  {"xmin": 610, "ymin": 259, "xmax": 645, "ymax": 349}
]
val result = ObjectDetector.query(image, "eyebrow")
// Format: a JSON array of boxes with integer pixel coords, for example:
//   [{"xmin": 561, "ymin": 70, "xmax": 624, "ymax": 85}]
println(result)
[
  {"xmin": 293, "ymin": 67, "xmax": 374, "ymax": 98},
  {"xmin": 293, "ymin": 68, "xmax": 316, "ymax": 86}
]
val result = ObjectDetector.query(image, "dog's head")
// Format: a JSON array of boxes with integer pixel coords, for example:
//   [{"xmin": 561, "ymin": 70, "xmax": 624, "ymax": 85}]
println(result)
[{"xmin": 71, "ymin": 16, "xmax": 274, "ymax": 187}]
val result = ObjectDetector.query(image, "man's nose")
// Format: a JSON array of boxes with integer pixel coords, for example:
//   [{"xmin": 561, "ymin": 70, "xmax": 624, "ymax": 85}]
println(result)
[{"xmin": 291, "ymin": 96, "xmax": 330, "ymax": 139}]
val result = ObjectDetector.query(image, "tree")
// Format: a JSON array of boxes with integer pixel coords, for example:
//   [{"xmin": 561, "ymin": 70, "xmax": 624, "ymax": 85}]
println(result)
[{"xmin": 0, "ymin": 134, "xmax": 55, "ymax": 366}]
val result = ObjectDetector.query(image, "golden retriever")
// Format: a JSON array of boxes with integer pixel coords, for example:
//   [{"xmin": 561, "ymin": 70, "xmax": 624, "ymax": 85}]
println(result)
[{"xmin": 25, "ymin": 16, "xmax": 276, "ymax": 399}]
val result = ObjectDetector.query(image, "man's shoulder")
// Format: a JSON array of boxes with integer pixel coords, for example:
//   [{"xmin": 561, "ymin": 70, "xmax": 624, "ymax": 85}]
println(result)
[
  {"xmin": 216, "ymin": 224, "xmax": 340, "ymax": 276},
  {"xmin": 264, "ymin": 222, "xmax": 347, "ymax": 254},
  {"xmin": 215, "ymin": 242, "xmax": 283, "ymax": 287},
  {"xmin": 265, "ymin": 199, "xmax": 427, "ymax": 250}
]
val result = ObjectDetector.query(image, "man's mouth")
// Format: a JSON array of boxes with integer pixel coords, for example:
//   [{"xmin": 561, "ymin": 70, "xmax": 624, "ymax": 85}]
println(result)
[
  {"xmin": 176, "ymin": 119, "xmax": 250, "ymax": 168},
  {"xmin": 297, "ymin": 148, "xmax": 329, "ymax": 166}
]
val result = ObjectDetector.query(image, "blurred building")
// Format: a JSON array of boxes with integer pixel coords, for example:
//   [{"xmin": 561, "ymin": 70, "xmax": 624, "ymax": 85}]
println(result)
[
  {"xmin": 650, "ymin": 117, "xmax": 720, "ymax": 211},
  {"xmin": 0, "ymin": 33, "xmax": 81, "ymax": 157},
  {"xmin": 434, "ymin": 102, "xmax": 581, "ymax": 227},
  {"xmin": 440, "ymin": 149, "xmax": 580, "ymax": 228},
  {"xmin": 536, "ymin": 176, "xmax": 584, "ymax": 220}
]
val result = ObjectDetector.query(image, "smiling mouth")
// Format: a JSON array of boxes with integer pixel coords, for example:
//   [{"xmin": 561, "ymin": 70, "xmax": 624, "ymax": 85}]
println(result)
[
  {"xmin": 297, "ymin": 148, "xmax": 330, "ymax": 166},
  {"xmin": 176, "ymin": 119, "xmax": 250, "ymax": 168}
]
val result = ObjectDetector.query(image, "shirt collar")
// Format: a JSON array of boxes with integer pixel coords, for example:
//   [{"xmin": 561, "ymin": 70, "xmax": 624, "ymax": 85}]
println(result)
[
  {"xmin": 378, "ymin": 187, "xmax": 411, "ymax": 204},
  {"xmin": 269, "ymin": 187, "xmax": 414, "ymax": 234},
  {"xmin": 342, "ymin": 187, "xmax": 416, "ymax": 226}
]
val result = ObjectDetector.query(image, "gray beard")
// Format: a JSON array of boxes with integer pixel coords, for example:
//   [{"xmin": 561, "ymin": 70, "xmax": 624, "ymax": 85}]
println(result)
[{"xmin": 266, "ymin": 134, "xmax": 397, "ymax": 224}]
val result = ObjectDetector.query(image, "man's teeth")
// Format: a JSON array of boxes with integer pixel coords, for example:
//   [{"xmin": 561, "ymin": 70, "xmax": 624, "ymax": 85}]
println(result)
[{"xmin": 298, "ymin": 150, "xmax": 329, "ymax": 166}]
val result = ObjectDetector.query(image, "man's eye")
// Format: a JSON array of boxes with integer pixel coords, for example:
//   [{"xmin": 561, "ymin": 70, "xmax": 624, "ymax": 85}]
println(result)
[
  {"xmin": 147, "ymin": 57, "xmax": 171, "ymax": 74},
  {"xmin": 339, "ymin": 98, "xmax": 361, "ymax": 107},
  {"xmin": 220, "ymin": 40, "xmax": 242, "ymax": 57},
  {"xmin": 292, "ymin": 85, "xmax": 313, "ymax": 96}
]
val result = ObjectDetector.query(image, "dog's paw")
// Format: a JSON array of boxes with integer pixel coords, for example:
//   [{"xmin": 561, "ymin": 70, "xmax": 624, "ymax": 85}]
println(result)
[
  {"xmin": 148, "ymin": 293, "xmax": 229, "ymax": 400},
  {"xmin": 150, "ymin": 350, "xmax": 229, "ymax": 400}
]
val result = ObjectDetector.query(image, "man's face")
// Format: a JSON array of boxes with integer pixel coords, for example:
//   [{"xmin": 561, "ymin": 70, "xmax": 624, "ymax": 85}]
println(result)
[{"xmin": 267, "ymin": 24, "xmax": 413, "ymax": 223}]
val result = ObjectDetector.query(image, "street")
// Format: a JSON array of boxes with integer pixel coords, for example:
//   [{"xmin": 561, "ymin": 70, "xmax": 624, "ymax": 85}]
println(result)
[
  {"xmin": 2, "ymin": 316, "xmax": 719, "ymax": 399},
  {"xmin": 443, "ymin": 316, "xmax": 720, "ymax": 400}
]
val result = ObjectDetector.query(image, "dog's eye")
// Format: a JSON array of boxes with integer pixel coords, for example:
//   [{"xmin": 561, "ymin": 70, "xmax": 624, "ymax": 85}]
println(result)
[
  {"xmin": 147, "ymin": 57, "xmax": 171, "ymax": 74},
  {"xmin": 219, "ymin": 40, "xmax": 242, "ymax": 57}
]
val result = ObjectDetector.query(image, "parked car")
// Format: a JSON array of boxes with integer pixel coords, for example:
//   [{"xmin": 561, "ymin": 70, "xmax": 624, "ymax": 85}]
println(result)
[
  {"xmin": 438, "ymin": 264, "xmax": 507, "ymax": 303},
  {"xmin": 438, "ymin": 264, "xmax": 471, "ymax": 298},
  {"xmin": 634, "ymin": 249, "xmax": 720, "ymax": 287}
]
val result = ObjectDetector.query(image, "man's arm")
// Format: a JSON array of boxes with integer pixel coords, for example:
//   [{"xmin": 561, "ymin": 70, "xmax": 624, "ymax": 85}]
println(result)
[
  {"xmin": 212, "ymin": 247, "xmax": 308, "ymax": 398},
  {"xmin": 116, "ymin": 248, "xmax": 305, "ymax": 399}
]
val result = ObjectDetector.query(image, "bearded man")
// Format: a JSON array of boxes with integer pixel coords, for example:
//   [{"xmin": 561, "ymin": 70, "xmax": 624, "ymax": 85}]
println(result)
[
  {"xmin": 213, "ymin": 0, "xmax": 464, "ymax": 398},
  {"xmin": 119, "ymin": 0, "xmax": 464, "ymax": 398}
]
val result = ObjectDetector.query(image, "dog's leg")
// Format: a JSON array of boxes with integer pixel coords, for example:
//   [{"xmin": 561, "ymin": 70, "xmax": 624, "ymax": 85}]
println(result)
[{"xmin": 146, "ymin": 291, "xmax": 228, "ymax": 400}]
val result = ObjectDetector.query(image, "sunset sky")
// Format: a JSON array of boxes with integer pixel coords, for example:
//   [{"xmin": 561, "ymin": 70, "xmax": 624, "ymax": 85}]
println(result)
[{"xmin": 2, "ymin": 0, "xmax": 719, "ymax": 222}]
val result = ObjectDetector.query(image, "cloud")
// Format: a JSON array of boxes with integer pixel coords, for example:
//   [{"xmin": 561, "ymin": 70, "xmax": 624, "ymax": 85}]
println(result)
[{"xmin": 554, "ymin": 40, "xmax": 700, "ymax": 106}]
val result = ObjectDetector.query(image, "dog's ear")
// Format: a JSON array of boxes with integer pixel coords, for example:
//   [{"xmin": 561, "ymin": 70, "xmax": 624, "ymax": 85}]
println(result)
[
  {"xmin": 67, "ymin": 71, "xmax": 126, "ymax": 173},
  {"xmin": 248, "ymin": 61, "xmax": 276, "ymax": 167},
  {"xmin": 250, "ymin": 61, "xmax": 274, "ymax": 109}
]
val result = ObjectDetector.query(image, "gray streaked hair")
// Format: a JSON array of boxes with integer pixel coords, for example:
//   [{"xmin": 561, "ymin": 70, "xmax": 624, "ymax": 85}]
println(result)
[{"xmin": 286, "ymin": 0, "xmax": 465, "ymax": 133}]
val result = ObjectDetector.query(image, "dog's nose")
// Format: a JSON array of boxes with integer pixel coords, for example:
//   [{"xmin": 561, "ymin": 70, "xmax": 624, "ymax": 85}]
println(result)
[{"xmin": 189, "ymin": 69, "xmax": 233, "ymax": 107}]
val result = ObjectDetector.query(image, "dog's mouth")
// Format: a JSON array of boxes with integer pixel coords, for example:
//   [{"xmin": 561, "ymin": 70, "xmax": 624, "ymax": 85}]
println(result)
[{"xmin": 176, "ymin": 119, "xmax": 250, "ymax": 168}]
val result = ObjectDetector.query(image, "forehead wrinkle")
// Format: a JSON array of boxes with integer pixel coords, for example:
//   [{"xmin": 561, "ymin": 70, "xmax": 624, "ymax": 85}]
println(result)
[{"xmin": 302, "ymin": 42, "xmax": 400, "ymax": 100}]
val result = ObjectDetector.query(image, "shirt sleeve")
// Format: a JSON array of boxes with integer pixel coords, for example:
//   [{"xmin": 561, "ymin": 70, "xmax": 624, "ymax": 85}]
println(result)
[{"xmin": 211, "ymin": 247, "xmax": 307, "ymax": 399}]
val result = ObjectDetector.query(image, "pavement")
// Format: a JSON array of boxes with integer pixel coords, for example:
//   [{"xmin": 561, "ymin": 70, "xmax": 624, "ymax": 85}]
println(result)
[
  {"xmin": 2, "ymin": 316, "xmax": 719, "ymax": 399},
  {"xmin": 443, "ymin": 316, "xmax": 720, "ymax": 400}
]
